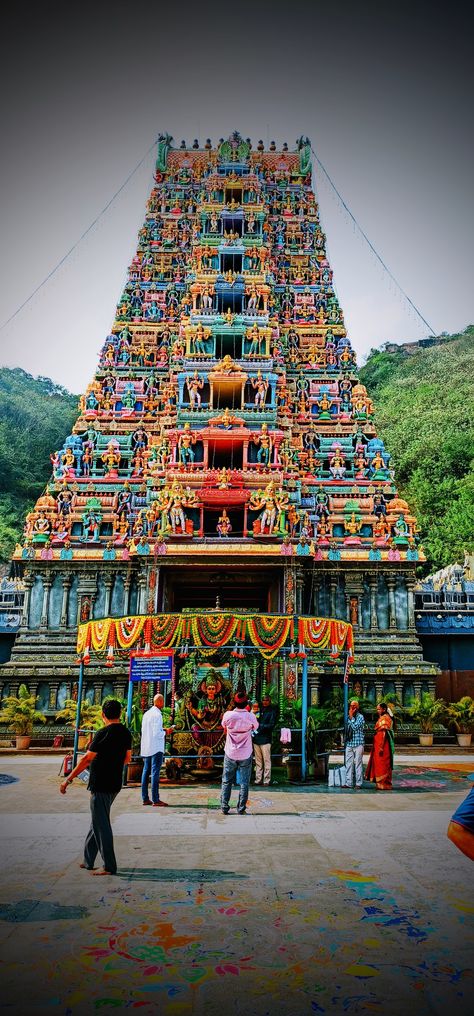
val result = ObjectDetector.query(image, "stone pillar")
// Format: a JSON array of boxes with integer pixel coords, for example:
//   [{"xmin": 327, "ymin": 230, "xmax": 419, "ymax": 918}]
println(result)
[
  {"xmin": 40, "ymin": 575, "xmax": 52, "ymax": 628},
  {"xmin": 309, "ymin": 674, "xmax": 320, "ymax": 705},
  {"xmin": 123, "ymin": 575, "xmax": 132, "ymax": 616},
  {"xmin": 103, "ymin": 576, "xmax": 113, "ymax": 617},
  {"xmin": 60, "ymin": 575, "xmax": 72, "ymax": 628},
  {"xmin": 295, "ymin": 566, "xmax": 305, "ymax": 616},
  {"xmin": 345, "ymin": 576, "xmax": 364, "ymax": 631},
  {"xmin": 137, "ymin": 569, "xmax": 148, "ymax": 615},
  {"xmin": 375, "ymin": 680, "xmax": 384, "ymax": 701},
  {"xmin": 369, "ymin": 576, "xmax": 378, "ymax": 630},
  {"xmin": 406, "ymin": 575, "xmax": 416, "ymax": 631},
  {"xmin": 312, "ymin": 577, "xmax": 320, "ymax": 615},
  {"xmin": 21, "ymin": 575, "xmax": 34, "ymax": 630},
  {"xmin": 77, "ymin": 572, "xmax": 99, "ymax": 626},
  {"xmin": 413, "ymin": 680, "xmax": 422, "ymax": 701},
  {"xmin": 386, "ymin": 577, "xmax": 397, "ymax": 630},
  {"xmin": 329, "ymin": 577, "xmax": 337, "ymax": 618},
  {"xmin": 284, "ymin": 565, "xmax": 296, "ymax": 615},
  {"xmin": 395, "ymin": 680, "xmax": 404, "ymax": 703}
]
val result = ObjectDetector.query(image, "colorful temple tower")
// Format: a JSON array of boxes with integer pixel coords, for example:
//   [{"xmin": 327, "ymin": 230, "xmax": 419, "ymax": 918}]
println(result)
[{"xmin": 1, "ymin": 133, "xmax": 437, "ymax": 716}]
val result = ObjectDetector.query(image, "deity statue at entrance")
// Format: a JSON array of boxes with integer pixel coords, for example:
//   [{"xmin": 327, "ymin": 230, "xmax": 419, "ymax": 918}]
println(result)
[{"xmin": 180, "ymin": 667, "xmax": 233, "ymax": 755}]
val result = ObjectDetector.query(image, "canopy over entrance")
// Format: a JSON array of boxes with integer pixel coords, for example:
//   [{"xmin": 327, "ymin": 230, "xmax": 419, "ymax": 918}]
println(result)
[
  {"xmin": 74, "ymin": 612, "xmax": 354, "ymax": 780},
  {"xmin": 76, "ymin": 612, "xmax": 354, "ymax": 665}
]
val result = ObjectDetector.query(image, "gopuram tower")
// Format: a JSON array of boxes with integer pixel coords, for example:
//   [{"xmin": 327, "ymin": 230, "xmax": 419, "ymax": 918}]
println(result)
[{"xmin": 1, "ymin": 133, "xmax": 437, "ymax": 712}]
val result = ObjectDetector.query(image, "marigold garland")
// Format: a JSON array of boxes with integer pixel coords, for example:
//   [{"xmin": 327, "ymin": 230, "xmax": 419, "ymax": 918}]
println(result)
[{"xmin": 77, "ymin": 612, "xmax": 353, "ymax": 663}]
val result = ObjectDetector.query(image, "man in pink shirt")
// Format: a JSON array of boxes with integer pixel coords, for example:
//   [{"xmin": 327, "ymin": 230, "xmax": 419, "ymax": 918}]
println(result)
[{"xmin": 220, "ymin": 691, "xmax": 259, "ymax": 815}]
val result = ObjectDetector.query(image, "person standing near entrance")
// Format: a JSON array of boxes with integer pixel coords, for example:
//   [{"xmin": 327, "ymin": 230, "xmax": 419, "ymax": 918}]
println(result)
[
  {"xmin": 59, "ymin": 698, "xmax": 132, "ymax": 876},
  {"xmin": 140, "ymin": 692, "xmax": 174, "ymax": 807},
  {"xmin": 253, "ymin": 693, "xmax": 278, "ymax": 786},
  {"xmin": 365, "ymin": 702, "xmax": 394, "ymax": 790},
  {"xmin": 220, "ymin": 691, "xmax": 259, "ymax": 815},
  {"xmin": 344, "ymin": 698, "xmax": 365, "ymax": 789}
]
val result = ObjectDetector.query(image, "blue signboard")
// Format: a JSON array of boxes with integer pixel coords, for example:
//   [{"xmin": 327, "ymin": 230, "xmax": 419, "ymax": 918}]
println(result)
[{"xmin": 130, "ymin": 655, "xmax": 173, "ymax": 682}]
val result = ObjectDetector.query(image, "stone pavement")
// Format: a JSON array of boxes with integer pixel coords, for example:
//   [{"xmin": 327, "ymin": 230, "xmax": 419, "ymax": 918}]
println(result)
[{"xmin": 0, "ymin": 756, "xmax": 473, "ymax": 1016}]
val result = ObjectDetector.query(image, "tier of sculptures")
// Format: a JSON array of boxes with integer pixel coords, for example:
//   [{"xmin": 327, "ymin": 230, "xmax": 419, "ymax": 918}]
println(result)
[{"xmin": 17, "ymin": 135, "xmax": 421, "ymax": 562}]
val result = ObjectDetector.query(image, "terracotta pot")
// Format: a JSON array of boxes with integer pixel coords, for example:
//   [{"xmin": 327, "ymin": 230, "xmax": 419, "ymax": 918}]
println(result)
[
  {"xmin": 456, "ymin": 733, "xmax": 472, "ymax": 747},
  {"xmin": 419, "ymin": 733, "xmax": 433, "ymax": 747},
  {"xmin": 126, "ymin": 759, "xmax": 144, "ymax": 784},
  {"xmin": 286, "ymin": 760, "xmax": 301, "ymax": 781},
  {"xmin": 16, "ymin": 735, "xmax": 31, "ymax": 750}
]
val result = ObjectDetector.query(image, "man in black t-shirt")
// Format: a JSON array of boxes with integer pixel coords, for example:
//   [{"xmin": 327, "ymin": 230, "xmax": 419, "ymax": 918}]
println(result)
[{"xmin": 60, "ymin": 699, "xmax": 132, "ymax": 876}]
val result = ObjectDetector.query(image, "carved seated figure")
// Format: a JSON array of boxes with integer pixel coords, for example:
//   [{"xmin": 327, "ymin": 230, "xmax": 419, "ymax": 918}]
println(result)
[
  {"xmin": 31, "ymin": 511, "xmax": 52, "ymax": 544},
  {"xmin": 101, "ymin": 441, "xmax": 121, "ymax": 476},
  {"xmin": 315, "ymin": 391, "xmax": 333, "ymax": 420},
  {"xmin": 344, "ymin": 512, "xmax": 362, "ymax": 544},
  {"xmin": 217, "ymin": 509, "xmax": 232, "ymax": 537},
  {"xmin": 393, "ymin": 513, "xmax": 409, "ymax": 546},
  {"xmin": 316, "ymin": 516, "xmax": 331, "ymax": 546},
  {"xmin": 373, "ymin": 515, "xmax": 391, "ymax": 545},
  {"xmin": 329, "ymin": 447, "xmax": 346, "ymax": 480},
  {"xmin": 370, "ymin": 450, "xmax": 389, "ymax": 479},
  {"xmin": 353, "ymin": 451, "xmax": 368, "ymax": 478}
]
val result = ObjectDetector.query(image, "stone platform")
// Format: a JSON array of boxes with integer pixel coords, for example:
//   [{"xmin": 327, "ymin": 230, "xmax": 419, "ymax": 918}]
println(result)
[{"xmin": 0, "ymin": 756, "xmax": 473, "ymax": 1015}]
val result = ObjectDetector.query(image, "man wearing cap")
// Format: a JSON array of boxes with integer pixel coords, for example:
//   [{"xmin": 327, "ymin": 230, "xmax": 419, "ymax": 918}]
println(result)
[
  {"xmin": 345, "ymin": 698, "xmax": 365, "ymax": 790},
  {"xmin": 220, "ymin": 691, "xmax": 259, "ymax": 815}
]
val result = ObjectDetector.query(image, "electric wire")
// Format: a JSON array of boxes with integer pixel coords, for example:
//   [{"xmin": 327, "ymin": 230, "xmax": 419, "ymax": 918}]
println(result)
[
  {"xmin": 0, "ymin": 138, "xmax": 157, "ymax": 333},
  {"xmin": 310, "ymin": 144, "xmax": 436, "ymax": 336}
]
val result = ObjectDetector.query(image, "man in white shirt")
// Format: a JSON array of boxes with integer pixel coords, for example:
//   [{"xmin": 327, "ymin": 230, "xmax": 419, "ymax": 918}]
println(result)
[{"xmin": 140, "ymin": 693, "xmax": 173, "ymax": 807}]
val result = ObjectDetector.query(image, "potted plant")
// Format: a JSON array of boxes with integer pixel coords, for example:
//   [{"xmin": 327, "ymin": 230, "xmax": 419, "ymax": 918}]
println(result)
[
  {"xmin": 121, "ymin": 692, "xmax": 145, "ymax": 783},
  {"xmin": 0, "ymin": 684, "xmax": 46, "ymax": 749},
  {"xmin": 407, "ymin": 693, "xmax": 446, "ymax": 746},
  {"xmin": 445, "ymin": 697, "xmax": 474, "ymax": 747},
  {"xmin": 55, "ymin": 699, "xmax": 104, "ymax": 749},
  {"xmin": 279, "ymin": 697, "xmax": 302, "ymax": 780},
  {"xmin": 306, "ymin": 703, "xmax": 341, "ymax": 781}
]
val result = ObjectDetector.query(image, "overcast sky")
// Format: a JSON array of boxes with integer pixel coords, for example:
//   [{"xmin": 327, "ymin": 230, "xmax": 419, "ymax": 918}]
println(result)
[{"xmin": 0, "ymin": 1, "xmax": 472, "ymax": 393}]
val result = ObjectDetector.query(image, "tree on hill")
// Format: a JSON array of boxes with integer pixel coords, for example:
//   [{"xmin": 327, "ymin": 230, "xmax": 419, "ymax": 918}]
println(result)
[
  {"xmin": 0, "ymin": 368, "xmax": 77, "ymax": 563},
  {"xmin": 360, "ymin": 326, "xmax": 474, "ymax": 572}
]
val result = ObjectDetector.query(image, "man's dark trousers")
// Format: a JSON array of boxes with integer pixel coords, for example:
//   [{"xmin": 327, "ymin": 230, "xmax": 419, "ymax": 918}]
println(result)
[{"xmin": 83, "ymin": 792, "xmax": 118, "ymax": 873}]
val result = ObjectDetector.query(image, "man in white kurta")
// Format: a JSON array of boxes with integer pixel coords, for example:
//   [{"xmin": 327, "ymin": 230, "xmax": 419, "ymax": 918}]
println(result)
[{"xmin": 140, "ymin": 693, "xmax": 171, "ymax": 807}]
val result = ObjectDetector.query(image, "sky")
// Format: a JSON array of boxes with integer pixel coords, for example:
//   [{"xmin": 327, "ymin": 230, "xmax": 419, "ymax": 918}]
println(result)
[{"xmin": 0, "ymin": 1, "xmax": 472, "ymax": 394}]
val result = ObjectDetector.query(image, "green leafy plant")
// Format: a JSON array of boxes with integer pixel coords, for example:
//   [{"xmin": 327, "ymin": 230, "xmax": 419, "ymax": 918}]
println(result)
[
  {"xmin": 360, "ymin": 327, "xmax": 474, "ymax": 572},
  {"xmin": 445, "ymin": 696, "xmax": 474, "ymax": 734},
  {"xmin": 306, "ymin": 706, "xmax": 338, "ymax": 758},
  {"xmin": 55, "ymin": 699, "xmax": 104, "ymax": 732},
  {"xmin": 406, "ymin": 693, "xmax": 446, "ymax": 733},
  {"xmin": 0, "ymin": 684, "xmax": 46, "ymax": 735}
]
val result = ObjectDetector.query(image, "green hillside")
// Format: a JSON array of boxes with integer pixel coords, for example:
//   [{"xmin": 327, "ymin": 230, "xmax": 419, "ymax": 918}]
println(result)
[
  {"xmin": 360, "ymin": 325, "xmax": 474, "ymax": 572},
  {"xmin": 0, "ymin": 368, "xmax": 77, "ymax": 563}
]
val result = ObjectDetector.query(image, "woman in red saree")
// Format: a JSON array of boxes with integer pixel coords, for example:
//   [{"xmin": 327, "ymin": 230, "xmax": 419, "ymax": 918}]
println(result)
[{"xmin": 365, "ymin": 703, "xmax": 394, "ymax": 790}]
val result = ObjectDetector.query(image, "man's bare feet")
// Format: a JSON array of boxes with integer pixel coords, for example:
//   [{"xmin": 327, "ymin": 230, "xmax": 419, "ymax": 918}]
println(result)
[
  {"xmin": 79, "ymin": 863, "xmax": 95, "ymax": 870},
  {"xmin": 91, "ymin": 869, "xmax": 115, "ymax": 876}
]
